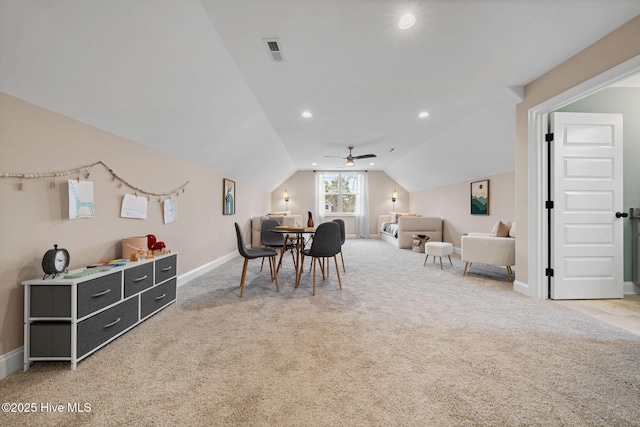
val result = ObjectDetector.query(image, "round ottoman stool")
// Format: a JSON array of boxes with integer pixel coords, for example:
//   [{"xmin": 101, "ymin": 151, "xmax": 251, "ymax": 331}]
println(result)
[{"xmin": 423, "ymin": 242, "xmax": 454, "ymax": 270}]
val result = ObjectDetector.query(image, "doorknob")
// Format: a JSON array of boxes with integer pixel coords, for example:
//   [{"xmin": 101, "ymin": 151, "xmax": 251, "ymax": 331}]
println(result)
[{"xmin": 615, "ymin": 212, "xmax": 629, "ymax": 218}]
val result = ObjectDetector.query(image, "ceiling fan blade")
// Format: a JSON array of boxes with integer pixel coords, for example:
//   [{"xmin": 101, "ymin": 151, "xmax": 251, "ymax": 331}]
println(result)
[
  {"xmin": 323, "ymin": 155, "xmax": 347, "ymax": 159},
  {"xmin": 353, "ymin": 154, "xmax": 377, "ymax": 159}
]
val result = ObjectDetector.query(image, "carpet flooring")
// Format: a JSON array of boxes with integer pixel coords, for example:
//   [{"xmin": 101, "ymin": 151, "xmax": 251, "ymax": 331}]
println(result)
[{"xmin": 2, "ymin": 239, "xmax": 639, "ymax": 426}]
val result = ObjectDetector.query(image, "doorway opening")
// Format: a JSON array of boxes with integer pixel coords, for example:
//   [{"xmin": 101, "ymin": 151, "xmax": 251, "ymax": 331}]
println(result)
[{"xmin": 527, "ymin": 55, "xmax": 640, "ymax": 300}]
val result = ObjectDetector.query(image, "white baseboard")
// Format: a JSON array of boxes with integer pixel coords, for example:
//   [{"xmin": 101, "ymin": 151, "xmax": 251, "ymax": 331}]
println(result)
[
  {"xmin": 0, "ymin": 347, "xmax": 23, "ymax": 379},
  {"xmin": 513, "ymin": 279, "xmax": 531, "ymax": 298},
  {"xmin": 624, "ymin": 281, "xmax": 639, "ymax": 295},
  {"xmin": 177, "ymin": 251, "xmax": 237, "ymax": 287}
]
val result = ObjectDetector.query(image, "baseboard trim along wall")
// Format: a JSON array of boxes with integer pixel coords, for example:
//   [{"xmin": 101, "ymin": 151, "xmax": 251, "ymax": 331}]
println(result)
[
  {"xmin": 177, "ymin": 251, "xmax": 237, "ymax": 287},
  {"xmin": 0, "ymin": 347, "xmax": 23, "ymax": 380},
  {"xmin": 513, "ymin": 280, "xmax": 530, "ymax": 298},
  {"xmin": 624, "ymin": 281, "xmax": 640, "ymax": 295}
]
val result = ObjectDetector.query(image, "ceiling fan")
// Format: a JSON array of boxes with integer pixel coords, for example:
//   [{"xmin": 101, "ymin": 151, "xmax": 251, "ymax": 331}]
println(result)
[{"xmin": 324, "ymin": 146, "xmax": 377, "ymax": 167}]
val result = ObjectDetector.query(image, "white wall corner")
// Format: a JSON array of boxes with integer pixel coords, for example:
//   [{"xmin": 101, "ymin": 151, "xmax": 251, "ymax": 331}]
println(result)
[
  {"xmin": 506, "ymin": 85, "xmax": 524, "ymax": 102},
  {"xmin": 0, "ymin": 347, "xmax": 24, "ymax": 380}
]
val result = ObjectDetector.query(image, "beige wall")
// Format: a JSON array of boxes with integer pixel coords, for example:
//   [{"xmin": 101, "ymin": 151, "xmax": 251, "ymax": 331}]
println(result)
[
  {"xmin": 410, "ymin": 171, "xmax": 515, "ymax": 248},
  {"xmin": 0, "ymin": 92, "xmax": 270, "ymax": 355},
  {"xmin": 271, "ymin": 170, "xmax": 409, "ymax": 236},
  {"xmin": 515, "ymin": 15, "xmax": 640, "ymax": 286},
  {"xmin": 271, "ymin": 169, "xmax": 515, "ymax": 247}
]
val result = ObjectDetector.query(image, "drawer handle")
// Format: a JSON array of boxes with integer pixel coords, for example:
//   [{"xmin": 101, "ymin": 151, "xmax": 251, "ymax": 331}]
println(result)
[
  {"xmin": 155, "ymin": 293, "xmax": 167, "ymax": 300},
  {"xmin": 161, "ymin": 266, "xmax": 173, "ymax": 272},
  {"xmin": 91, "ymin": 288, "xmax": 111, "ymax": 298},
  {"xmin": 104, "ymin": 317, "xmax": 121, "ymax": 328},
  {"xmin": 134, "ymin": 275, "xmax": 148, "ymax": 282}
]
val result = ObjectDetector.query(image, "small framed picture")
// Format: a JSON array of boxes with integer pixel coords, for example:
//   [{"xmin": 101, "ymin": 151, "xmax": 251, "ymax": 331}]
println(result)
[
  {"xmin": 470, "ymin": 179, "xmax": 489, "ymax": 215},
  {"xmin": 223, "ymin": 178, "xmax": 235, "ymax": 215}
]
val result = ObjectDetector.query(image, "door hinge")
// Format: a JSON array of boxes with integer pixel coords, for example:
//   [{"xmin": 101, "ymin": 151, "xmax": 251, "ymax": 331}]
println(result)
[
  {"xmin": 545, "ymin": 268, "xmax": 554, "ymax": 277},
  {"xmin": 545, "ymin": 201, "xmax": 554, "ymax": 209},
  {"xmin": 545, "ymin": 133, "xmax": 554, "ymax": 142}
]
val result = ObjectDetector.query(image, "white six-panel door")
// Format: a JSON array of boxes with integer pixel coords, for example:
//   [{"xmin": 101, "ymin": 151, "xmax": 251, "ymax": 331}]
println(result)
[{"xmin": 551, "ymin": 112, "xmax": 624, "ymax": 299}]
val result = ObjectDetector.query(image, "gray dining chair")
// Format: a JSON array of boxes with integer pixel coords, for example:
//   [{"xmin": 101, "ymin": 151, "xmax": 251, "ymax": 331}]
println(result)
[
  {"xmin": 299, "ymin": 221, "xmax": 343, "ymax": 296},
  {"xmin": 234, "ymin": 222, "xmax": 279, "ymax": 297},
  {"xmin": 260, "ymin": 219, "xmax": 296, "ymax": 272}
]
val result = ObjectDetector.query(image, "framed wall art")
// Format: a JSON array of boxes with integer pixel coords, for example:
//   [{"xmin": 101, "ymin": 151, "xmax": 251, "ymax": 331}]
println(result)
[
  {"xmin": 470, "ymin": 179, "xmax": 489, "ymax": 215},
  {"xmin": 223, "ymin": 178, "xmax": 235, "ymax": 215}
]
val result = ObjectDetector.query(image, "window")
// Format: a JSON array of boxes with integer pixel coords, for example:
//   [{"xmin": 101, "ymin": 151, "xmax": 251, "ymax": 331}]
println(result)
[{"xmin": 323, "ymin": 172, "xmax": 359, "ymax": 214}]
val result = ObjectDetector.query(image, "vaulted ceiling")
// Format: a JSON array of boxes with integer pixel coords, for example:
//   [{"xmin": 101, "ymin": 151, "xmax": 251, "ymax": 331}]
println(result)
[{"xmin": 1, "ymin": 1, "xmax": 639, "ymax": 191}]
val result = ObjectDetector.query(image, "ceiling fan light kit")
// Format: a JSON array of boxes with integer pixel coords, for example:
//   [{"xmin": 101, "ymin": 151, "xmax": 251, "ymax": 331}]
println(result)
[{"xmin": 324, "ymin": 146, "xmax": 377, "ymax": 167}]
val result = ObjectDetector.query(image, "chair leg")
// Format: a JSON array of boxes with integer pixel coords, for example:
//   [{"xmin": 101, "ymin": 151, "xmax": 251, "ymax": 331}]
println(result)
[
  {"xmin": 423, "ymin": 255, "xmax": 429, "ymax": 266},
  {"xmin": 289, "ymin": 244, "xmax": 297, "ymax": 269},
  {"xmin": 297, "ymin": 254, "xmax": 304, "ymax": 287},
  {"xmin": 333, "ymin": 255, "xmax": 343, "ymax": 290},
  {"xmin": 439, "ymin": 256, "xmax": 443, "ymax": 270},
  {"xmin": 271, "ymin": 256, "xmax": 279, "ymax": 292},
  {"xmin": 268, "ymin": 255, "xmax": 274, "ymax": 281},
  {"xmin": 240, "ymin": 258, "xmax": 249, "ymax": 297},
  {"xmin": 339, "ymin": 249, "xmax": 345, "ymax": 272},
  {"xmin": 260, "ymin": 257, "xmax": 265, "ymax": 272},
  {"xmin": 276, "ymin": 244, "xmax": 286, "ymax": 272},
  {"xmin": 312, "ymin": 257, "xmax": 317, "ymax": 296},
  {"xmin": 448, "ymin": 255, "xmax": 453, "ymax": 266},
  {"xmin": 463, "ymin": 262, "xmax": 471, "ymax": 276},
  {"xmin": 506, "ymin": 266, "xmax": 514, "ymax": 282}
]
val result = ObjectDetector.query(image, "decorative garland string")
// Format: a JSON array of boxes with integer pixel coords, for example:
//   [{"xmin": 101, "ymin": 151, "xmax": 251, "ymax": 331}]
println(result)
[{"xmin": 0, "ymin": 160, "xmax": 188, "ymax": 200}]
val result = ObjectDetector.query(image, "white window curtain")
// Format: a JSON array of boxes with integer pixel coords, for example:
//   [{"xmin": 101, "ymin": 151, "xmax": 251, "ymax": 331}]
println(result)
[
  {"xmin": 355, "ymin": 172, "xmax": 369, "ymax": 238},
  {"xmin": 313, "ymin": 171, "xmax": 326, "ymax": 226}
]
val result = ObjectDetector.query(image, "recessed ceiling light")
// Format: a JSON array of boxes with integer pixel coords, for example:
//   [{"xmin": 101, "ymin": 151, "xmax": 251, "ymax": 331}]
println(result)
[
  {"xmin": 418, "ymin": 111, "xmax": 430, "ymax": 118},
  {"xmin": 312, "ymin": 162, "xmax": 317, "ymax": 166},
  {"xmin": 369, "ymin": 162, "xmax": 375, "ymax": 166},
  {"xmin": 398, "ymin": 14, "xmax": 416, "ymax": 30},
  {"xmin": 301, "ymin": 111, "xmax": 313, "ymax": 118}
]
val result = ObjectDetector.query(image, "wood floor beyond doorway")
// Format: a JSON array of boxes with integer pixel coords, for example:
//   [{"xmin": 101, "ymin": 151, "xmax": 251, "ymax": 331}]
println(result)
[{"xmin": 556, "ymin": 294, "xmax": 640, "ymax": 336}]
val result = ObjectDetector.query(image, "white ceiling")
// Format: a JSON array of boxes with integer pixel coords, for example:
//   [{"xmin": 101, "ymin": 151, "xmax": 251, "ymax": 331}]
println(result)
[{"xmin": 1, "ymin": 1, "xmax": 639, "ymax": 191}]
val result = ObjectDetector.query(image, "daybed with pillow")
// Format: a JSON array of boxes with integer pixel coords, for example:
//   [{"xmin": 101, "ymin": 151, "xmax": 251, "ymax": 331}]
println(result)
[
  {"xmin": 461, "ymin": 221, "xmax": 515, "ymax": 281},
  {"xmin": 378, "ymin": 213, "xmax": 443, "ymax": 249},
  {"xmin": 251, "ymin": 212, "xmax": 303, "ymax": 248}
]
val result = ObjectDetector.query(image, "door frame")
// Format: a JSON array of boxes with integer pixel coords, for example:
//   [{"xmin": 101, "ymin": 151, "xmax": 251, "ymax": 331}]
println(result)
[{"xmin": 526, "ymin": 54, "xmax": 640, "ymax": 300}]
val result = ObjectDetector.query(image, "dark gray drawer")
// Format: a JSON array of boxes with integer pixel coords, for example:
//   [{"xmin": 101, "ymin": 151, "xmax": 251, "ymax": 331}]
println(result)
[
  {"xmin": 141, "ymin": 278, "xmax": 176, "ymax": 319},
  {"xmin": 77, "ymin": 297, "xmax": 138, "ymax": 358},
  {"xmin": 124, "ymin": 263, "xmax": 153, "ymax": 298},
  {"xmin": 77, "ymin": 272, "xmax": 122, "ymax": 319},
  {"xmin": 155, "ymin": 255, "xmax": 177, "ymax": 284},
  {"xmin": 30, "ymin": 322, "xmax": 71, "ymax": 357},
  {"xmin": 30, "ymin": 286, "xmax": 71, "ymax": 317}
]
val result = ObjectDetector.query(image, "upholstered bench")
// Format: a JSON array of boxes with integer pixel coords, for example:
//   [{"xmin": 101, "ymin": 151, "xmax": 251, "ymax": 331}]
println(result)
[{"xmin": 424, "ymin": 242, "xmax": 453, "ymax": 270}]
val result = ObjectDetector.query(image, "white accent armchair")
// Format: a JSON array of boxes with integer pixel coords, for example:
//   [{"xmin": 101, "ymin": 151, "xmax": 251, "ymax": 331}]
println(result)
[{"xmin": 461, "ymin": 223, "xmax": 515, "ymax": 281}]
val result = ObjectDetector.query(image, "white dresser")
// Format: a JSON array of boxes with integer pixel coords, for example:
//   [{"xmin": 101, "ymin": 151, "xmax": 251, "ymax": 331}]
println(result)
[{"xmin": 22, "ymin": 253, "xmax": 177, "ymax": 370}]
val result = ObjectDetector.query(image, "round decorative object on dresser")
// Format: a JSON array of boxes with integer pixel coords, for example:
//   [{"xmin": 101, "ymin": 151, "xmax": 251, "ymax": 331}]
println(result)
[{"xmin": 42, "ymin": 244, "xmax": 70, "ymax": 279}]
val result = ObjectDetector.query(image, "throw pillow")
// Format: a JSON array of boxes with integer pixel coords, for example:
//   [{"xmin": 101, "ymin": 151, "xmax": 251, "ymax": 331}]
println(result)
[
  {"xmin": 489, "ymin": 221, "xmax": 512, "ymax": 237},
  {"xmin": 390, "ymin": 212, "xmax": 419, "ymax": 223}
]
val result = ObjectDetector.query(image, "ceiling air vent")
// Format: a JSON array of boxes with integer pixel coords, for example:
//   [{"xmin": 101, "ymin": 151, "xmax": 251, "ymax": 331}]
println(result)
[{"xmin": 264, "ymin": 38, "xmax": 284, "ymax": 62}]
